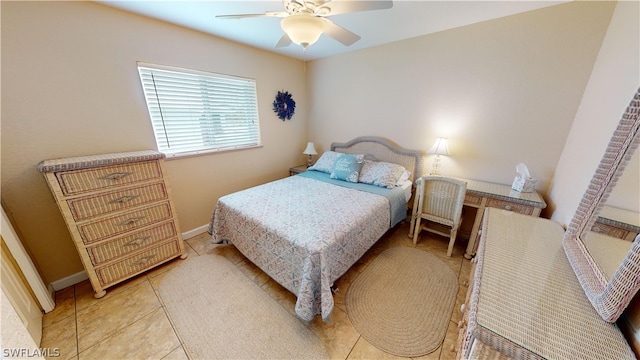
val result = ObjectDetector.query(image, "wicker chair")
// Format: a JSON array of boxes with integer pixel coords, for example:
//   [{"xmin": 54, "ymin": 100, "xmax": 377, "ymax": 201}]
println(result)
[{"xmin": 409, "ymin": 176, "xmax": 467, "ymax": 256}]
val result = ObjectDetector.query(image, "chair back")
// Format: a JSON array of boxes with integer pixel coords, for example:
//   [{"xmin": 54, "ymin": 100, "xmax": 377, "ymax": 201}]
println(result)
[{"xmin": 418, "ymin": 176, "xmax": 467, "ymax": 225}]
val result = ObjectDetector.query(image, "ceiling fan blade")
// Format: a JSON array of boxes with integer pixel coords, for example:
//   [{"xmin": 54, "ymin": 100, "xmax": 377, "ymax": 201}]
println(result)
[
  {"xmin": 216, "ymin": 11, "xmax": 288, "ymax": 19},
  {"xmin": 275, "ymin": 33, "xmax": 292, "ymax": 48},
  {"xmin": 317, "ymin": 1, "xmax": 392, "ymax": 16},
  {"xmin": 323, "ymin": 20, "xmax": 361, "ymax": 46}
]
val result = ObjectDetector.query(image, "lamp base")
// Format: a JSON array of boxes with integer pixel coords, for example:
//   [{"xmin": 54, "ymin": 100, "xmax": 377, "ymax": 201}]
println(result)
[
  {"xmin": 307, "ymin": 155, "xmax": 313, "ymax": 168},
  {"xmin": 430, "ymin": 155, "xmax": 443, "ymax": 176}
]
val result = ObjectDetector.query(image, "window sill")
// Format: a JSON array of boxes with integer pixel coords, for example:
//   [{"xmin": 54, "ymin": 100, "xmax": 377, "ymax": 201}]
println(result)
[{"xmin": 163, "ymin": 144, "xmax": 263, "ymax": 160}]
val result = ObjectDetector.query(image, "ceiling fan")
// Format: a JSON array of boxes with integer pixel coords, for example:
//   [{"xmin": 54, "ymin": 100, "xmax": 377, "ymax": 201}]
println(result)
[{"xmin": 216, "ymin": 0, "xmax": 393, "ymax": 50}]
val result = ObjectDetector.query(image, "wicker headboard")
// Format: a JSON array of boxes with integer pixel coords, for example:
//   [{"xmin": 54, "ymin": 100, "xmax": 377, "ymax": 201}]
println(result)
[{"xmin": 331, "ymin": 136, "xmax": 426, "ymax": 183}]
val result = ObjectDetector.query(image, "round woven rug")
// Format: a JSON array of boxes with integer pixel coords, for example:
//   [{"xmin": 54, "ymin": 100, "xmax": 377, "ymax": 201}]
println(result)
[{"xmin": 346, "ymin": 247, "xmax": 459, "ymax": 357}]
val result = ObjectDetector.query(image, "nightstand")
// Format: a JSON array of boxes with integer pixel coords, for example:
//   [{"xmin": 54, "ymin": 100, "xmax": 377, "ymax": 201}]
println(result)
[{"xmin": 289, "ymin": 165, "xmax": 308, "ymax": 176}]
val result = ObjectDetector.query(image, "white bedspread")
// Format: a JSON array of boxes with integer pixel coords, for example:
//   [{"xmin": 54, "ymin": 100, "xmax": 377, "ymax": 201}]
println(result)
[{"xmin": 209, "ymin": 174, "xmax": 395, "ymax": 321}]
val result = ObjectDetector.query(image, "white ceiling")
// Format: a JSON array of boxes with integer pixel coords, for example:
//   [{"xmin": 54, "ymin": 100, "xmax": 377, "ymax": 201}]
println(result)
[{"xmin": 97, "ymin": 1, "xmax": 568, "ymax": 61}]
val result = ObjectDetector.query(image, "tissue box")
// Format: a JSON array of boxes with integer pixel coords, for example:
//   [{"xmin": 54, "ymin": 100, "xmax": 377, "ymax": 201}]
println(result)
[{"xmin": 512, "ymin": 176, "xmax": 537, "ymax": 193}]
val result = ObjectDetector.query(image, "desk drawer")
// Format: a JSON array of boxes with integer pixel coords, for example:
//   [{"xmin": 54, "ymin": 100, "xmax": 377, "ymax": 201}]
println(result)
[
  {"xmin": 464, "ymin": 193, "xmax": 483, "ymax": 206},
  {"xmin": 87, "ymin": 221, "xmax": 178, "ymax": 265},
  {"xmin": 591, "ymin": 222, "xmax": 630, "ymax": 240},
  {"xmin": 68, "ymin": 182, "xmax": 168, "ymax": 221},
  {"xmin": 485, "ymin": 199, "xmax": 533, "ymax": 215},
  {"xmin": 57, "ymin": 161, "xmax": 163, "ymax": 195},
  {"xmin": 96, "ymin": 240, "xmax": 181, "ymax": 287},
  {"xmin": 78, "ymin": 202, "xmax": 173, "ymax": 244}
]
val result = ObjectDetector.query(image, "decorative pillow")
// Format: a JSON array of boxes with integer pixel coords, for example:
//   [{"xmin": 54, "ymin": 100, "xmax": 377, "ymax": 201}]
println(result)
[
  {"xmin": 330, "ymin": 154, "xmax": 364, "ymax": 183},
  {"xmin": 308, "ymin": 151, "xmax": 339, "ymax": 174},
  {"xmin": 396, "ymin": 169, "xmax": 412, "ymax": 186},
  {"xmin": 359, "ymin": 160, "xmax": 408, "ymax": 189}
]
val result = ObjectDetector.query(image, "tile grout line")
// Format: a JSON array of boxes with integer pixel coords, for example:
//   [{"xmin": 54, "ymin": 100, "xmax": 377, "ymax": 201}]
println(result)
[
  {"xmin": 74, "ymin": 278, "xmax": 164, "ymax": 358},
  {"xmin": 149, "ymin": 243, "xmax": 198, "ymax": 359}
]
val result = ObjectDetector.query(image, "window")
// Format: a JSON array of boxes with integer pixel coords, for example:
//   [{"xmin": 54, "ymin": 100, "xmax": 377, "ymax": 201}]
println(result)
[{"xmin": 137, "ymin": 63, "xmax": 261, "ymax": 158}]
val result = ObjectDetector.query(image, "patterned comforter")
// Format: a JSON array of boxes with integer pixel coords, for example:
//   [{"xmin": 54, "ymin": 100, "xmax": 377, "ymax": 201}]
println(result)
[{"xmin": 208, "ymin": 171, "xmax": 406, "ymax": 321}]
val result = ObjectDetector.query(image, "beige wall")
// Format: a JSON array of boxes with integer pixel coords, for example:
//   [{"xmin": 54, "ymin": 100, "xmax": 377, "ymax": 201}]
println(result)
[
  {"xmin": 1, "ymin": 1, "xmax": 308, "ymax": 283},
  {"xmin": 306, "ymin": 1, "xmax": 615, "ymax": 198},
  {"xmin": 550, "ymin": 0, "xmax": 640, "ymax": 225},
  {"xmin": 1, "ymin": 0, "xmax": 634, "ymax": 287}
]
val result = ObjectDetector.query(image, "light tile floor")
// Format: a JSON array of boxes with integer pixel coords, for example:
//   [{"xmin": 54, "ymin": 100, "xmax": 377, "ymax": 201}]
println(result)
[{"xmin": 41, "ymin": 221, "xmax": 472, "ymax": 360}]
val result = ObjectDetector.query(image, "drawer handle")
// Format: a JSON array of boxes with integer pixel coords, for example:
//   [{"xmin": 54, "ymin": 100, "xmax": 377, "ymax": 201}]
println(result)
[
  {"xmin": 123, "ymin": 236, "xmax": 151, "ymax": 247},
  {"xmin": 460, "ymin": 304, "xmax": 466, "ymax": 312},
  {"xmin": 504, "ymin": 205, "xmax": 512, "ymax": 211},
  {"xmin": 118, "ymin": 216, "xmax": 146, "ymax": 226},
  {"xmin": 101, "ymin": 172, "xmax": 132, "ymax": 181},
  {"xmin": 131, "ymin": 255, "xmax": 156, "ymax": 267},
  {"xmin": 109, "ymin": 194, "xmax": 140, "ymax": 205}
]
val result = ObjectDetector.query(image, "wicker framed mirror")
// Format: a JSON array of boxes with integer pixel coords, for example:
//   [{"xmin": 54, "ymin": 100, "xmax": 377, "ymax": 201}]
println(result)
[{"xmin": 563, "ymin": 88, "xmax": 640, "ymax": 322}]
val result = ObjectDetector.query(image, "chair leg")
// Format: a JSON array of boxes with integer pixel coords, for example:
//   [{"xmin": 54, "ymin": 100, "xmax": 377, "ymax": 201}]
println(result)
[
  {"xmin": 409, "ymin": 213, "xmax": 417, "ymax": 239},
  {"xmin": 408, "ymin": 180, "xmax": 424, "ymax": 239},
  {"xmin": 408, "ymin": 196, "xmax": 420, "ymax": 239},
  {"xmin": 413, "ymin": 218, "xmax": 422, "ymax": 245},
  {"xmin": 446, "ymin": 228, "xmax": 459, "ymax": 257}
]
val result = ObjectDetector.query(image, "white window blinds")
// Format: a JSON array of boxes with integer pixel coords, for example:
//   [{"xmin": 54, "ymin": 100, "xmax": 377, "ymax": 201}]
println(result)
[{"xmin": 137, "ymin": 63, "xmax": 261, "ymax": 157}]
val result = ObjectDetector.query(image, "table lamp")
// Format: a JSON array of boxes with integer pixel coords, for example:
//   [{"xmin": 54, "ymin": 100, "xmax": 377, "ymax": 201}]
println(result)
[
  {"xmin": 303, "ymin": 142, "xmax": 317, "ymax": 167},
  {"xmin": 428, "ymin": 138, "xmax": 450, "ymax": 175}
]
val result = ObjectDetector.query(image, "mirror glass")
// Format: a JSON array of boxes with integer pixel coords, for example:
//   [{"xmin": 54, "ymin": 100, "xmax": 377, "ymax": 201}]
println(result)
[
  {"xmin": 582, "ymin": 148, "xmax": 640, "ymax": 280},
  {"xmin": 563, "ymin": 88, "xmax": 640, "ymax": 322}
]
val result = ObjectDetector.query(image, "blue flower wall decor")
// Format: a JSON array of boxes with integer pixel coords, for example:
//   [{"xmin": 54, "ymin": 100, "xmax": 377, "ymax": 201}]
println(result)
[{"xmin": 273, "ymin": 90, "xmax": 296, "ymax": 121}]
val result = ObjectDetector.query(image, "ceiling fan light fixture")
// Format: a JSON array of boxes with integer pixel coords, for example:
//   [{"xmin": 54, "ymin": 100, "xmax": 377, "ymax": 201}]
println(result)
[{"xmin": 280, "ymin": 14, "xmax": 325, "ymax": 48}]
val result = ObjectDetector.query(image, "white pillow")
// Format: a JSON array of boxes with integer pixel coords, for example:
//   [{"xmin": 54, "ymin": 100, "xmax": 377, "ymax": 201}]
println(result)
[
  {"xmin": 308, "ymin": 151, "xmax": 339, "ymax": 174},
  {"xmin": 359, "ymin": 160, "xmax": 408, "ymax": 189},
  {"xmin": 396, "ymin": 169, "xmax": 411, "ymax": 186}
]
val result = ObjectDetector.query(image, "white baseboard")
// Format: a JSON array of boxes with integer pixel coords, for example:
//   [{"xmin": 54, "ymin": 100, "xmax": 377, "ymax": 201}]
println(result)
[
  {"xmin": 182, "ymin": 224, "xmax": 209, "ymax": 239},
  {"xmin": 49, "ymin": 224, "xmax": 210, "ymax": 291},
  {"xmin": 50, "ymin": 270, "xmax": 88, "ymax": 291}
]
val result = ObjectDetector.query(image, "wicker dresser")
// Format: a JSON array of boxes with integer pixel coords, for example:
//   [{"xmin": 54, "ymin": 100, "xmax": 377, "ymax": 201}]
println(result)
[
  {"xmin": 38, "ymin": 150, "xmax": 186, "ymax": 298},
  {"xmin": 457, "ymin": 208, "xmax": 634, "ymax": 359}
]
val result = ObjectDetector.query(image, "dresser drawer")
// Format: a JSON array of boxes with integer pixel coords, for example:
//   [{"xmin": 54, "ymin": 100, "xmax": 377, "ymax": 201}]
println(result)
[
  {"xmin": 96, "ymin": 240, "xmax": 181, "ymax": 287},
  {"xmin": 56, "ymin": 161, "xmax": 163, "ymax": 195},
  {"xmin": 485, "ymin": 199, "xmax": 534, "ymax": 215},
  {"xmin": 67, "ymin": 182, "xmax": 168, "ymax": 221},
  {"xmin": 78, "ymin": 202, "xmax": 173, "ymax": 244},
  {"xmin": 87, "ymin": 221, "xmax": 178, "ymax": 265}
]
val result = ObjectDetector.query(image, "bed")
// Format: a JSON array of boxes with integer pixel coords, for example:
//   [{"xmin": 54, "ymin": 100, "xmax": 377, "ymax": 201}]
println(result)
[{"xmin": 208, "ymin": 136, "xmax": 425, "ymax": 321}]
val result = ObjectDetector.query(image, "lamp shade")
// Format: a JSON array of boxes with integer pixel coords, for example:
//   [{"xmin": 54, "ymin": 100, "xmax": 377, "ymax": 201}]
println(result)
[
  {"xmin": 281, "ymin": 14, "xmax": 325, "ymax": 48},
  {"xmin": 303, "ymin": 142, "xmax": 317, "ymax": 155},
  {"xmin": 428, "ymin": 138, "xmax": 450, "ymax": 156}
]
